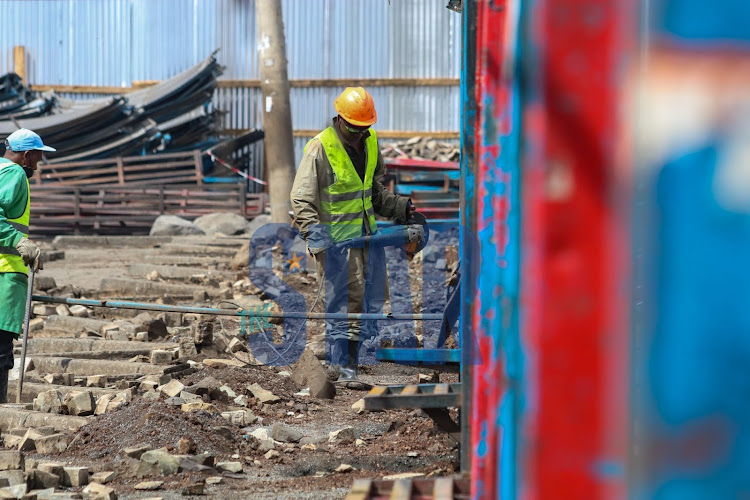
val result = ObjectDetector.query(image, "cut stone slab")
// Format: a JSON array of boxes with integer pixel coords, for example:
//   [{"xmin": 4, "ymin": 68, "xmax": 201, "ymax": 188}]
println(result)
[
  {"xmin": 149, "ymin": 351, "xmax": 172, "ymax": 365},
  {"xmin": 82, "ymin": 481, "xmax": 116, "ymax": 499},
  {"xmin": 33, "ymin": 305, "xmax": 57, "ymax": 317},
  {"xmin": 100, "ymin": 279, "xmax": 212, "ymax": 298},
  {"xmin": 62, "ymin": 466, "xmax": 88, "ymax": 487},
  {"xmin": 10, "ymin": 381, "xmax": 117, "ymax": 405},
  {"xmin": 34, "ymin": 434, "xmax": 71, "ymax": 455},
  {"xmin": 89, "ymin": 471, "xmax": 114, "ymax": 485},
  {"xmin": 24, "ymin": 339, "xmax": 175, "ymax": 355},
  {"xmin": 247, "ymin": 383, "xmax": 280, "ymax": 404},
  {"xmin": 0, "ymin": 409, "xmax": 86, "ymax": 433},
  {"xmin": 18, "ymin": 429, "xmax": 45, "ymax": 452},
  {"xmin": 38, "ymin": 463, "xmax": 64, "ymax": 478},
  {"xmin": 0, "ymin": 471, "xmax": 24, "ymax": 487},
  {"xmin": 32, "ymin": 469, "xmax": 60, "ymax": 489},
  {"xmin": 157, "ymin": 380, "xmax": 184, "ymax": 398},
  {"xmin": 181, "ymin": 402, "xmax": 217, "ymax": 413},
  {"xmin": 0, "ymin": 452, "xmax": 23, "ymax": 471},
  {"xmin": 134, "ymin": 480, "xmax": 163, "ymax": 490},
  {"xmin": 44, "ymin": 316, "xmax": 110, "ymax": 335},
  {"xmin": 215, "ymin": 462, "xmax": 242, "ymax": 474},
  {"xmin": 30, "ymin": 357, "xmax": 163, "ymax": 377},
  {"xmin": 0, "ymin": 484, "xmax": 27, "ymax": 499}
]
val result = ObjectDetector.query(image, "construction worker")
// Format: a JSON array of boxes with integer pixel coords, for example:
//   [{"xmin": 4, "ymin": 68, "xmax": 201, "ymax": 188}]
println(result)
[
  {"xmin": 291, "ymin": 87, "xmax": 414, "ymax": 387},
  {"xmin": 0, "ymin": 129, "xmax": 52, "ymax": 402}
]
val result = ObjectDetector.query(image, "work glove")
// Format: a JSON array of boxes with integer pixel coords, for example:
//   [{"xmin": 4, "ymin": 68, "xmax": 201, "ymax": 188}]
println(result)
[
  {"xmin": 405, "ymin": 199, "xmax": 416, "ymax": 222},
  {"xmin": 15, "ymin": 237, "xmax": 42, "ymax": 272}
]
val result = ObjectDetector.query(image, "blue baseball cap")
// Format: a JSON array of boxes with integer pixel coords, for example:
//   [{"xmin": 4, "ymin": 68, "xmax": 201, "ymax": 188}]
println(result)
[{"xmin": 6, "ymin": 128, "xmax": 56, "ymax": 152}]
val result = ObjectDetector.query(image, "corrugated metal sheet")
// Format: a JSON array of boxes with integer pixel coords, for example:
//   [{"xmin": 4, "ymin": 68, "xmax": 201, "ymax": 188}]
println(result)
[{"xmin": 0, "ymin": 0, "xmax": 461, "ymax": 164}]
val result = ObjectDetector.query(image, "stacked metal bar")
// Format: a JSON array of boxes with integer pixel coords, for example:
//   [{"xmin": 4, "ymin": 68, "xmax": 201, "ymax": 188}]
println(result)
[{"xmin": 0, "ymin": 53, "xmax": 224, "ymax": 163}]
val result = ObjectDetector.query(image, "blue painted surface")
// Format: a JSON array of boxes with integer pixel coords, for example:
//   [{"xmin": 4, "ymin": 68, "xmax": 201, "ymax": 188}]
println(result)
[
  {"xmin": 638, "ymin": 140, "xmax": 750, "ymax": 498},
  {"xmin": 655, "ymin": 0, "xmax": 750, "ymax": 43},
  {"xmin": 376, "ymin": 348, "xmax": 461, "ymax": 364}
]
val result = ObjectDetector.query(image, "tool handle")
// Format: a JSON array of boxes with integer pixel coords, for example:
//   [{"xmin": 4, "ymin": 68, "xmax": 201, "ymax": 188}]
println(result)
[{"xmin": 16, "ymin": 268, "xmax": 34, "ymax": 404}]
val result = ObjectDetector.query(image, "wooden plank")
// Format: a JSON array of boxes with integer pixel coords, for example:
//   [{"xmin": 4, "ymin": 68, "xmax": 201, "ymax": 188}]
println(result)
[
  {"xmin": 288, "ymin": 130, "xmax": 459, "ymax": 140},
  {"xmin": 13, "ymin": 46, "xmax": 25, "ymax": 83},
  {"xmin": 389, "ymin": 479, "xmax": 412, "ymax": 500}
]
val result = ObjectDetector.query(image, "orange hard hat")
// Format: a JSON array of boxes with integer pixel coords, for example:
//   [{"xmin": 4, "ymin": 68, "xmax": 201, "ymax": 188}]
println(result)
[{"xmin": 334, "ymin": 87, "xmax": 377, "ymax": 127}]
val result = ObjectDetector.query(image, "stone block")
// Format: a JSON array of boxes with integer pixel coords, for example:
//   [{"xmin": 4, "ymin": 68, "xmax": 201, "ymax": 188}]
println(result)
[
  {"xmin": 55, "ymin": 305, "xmax": 71, "ymax": 317},
  {"xmin": 0, "ymin": 484, "xmax": 27, "ymax": 499},
  {"xmin": 270, "ymin": 423, "xmax": 303, "ymax": 443},
  {"xmin": 0, "ymin": 452, "xmax": 23, "ymax": 471},
  {"xmin": 32, "ymin": 470, "xmax": 60, "ymax": 489},
  {"xmin": 0, "ymin": 471, "xmax": 24, "ymax": 487},
  {"xmin": 32, "ymin": 305, "xmax": 56, "ymax": 317},
  {"xmin": 86, "ymin": 376, "xmax": 107, "ymax": 388},
  {"xmin": 88, "ymin": 472, "xmax": 114, "ymax": 485},
  {"xmin": 66, "ymin": 392, "xmax": 95, "ymax": 416},
  {"xmin": 180, "ymin": 402, "xmax": 216, "ymax": 413},
  {"xmin": 62, "ymin": 467, "xmax": 88, "ymax": 487},
  {"xmin": 122, "ymin": 445, "xmax": 151, "ymax": 460},
  {"xmin": 37, "ymin": 463, "xmax": 63, "ymax": 478},
  {"xmin": 136, "ymin": 451, "xmax": 180, "ymax": 478},
  {"xmin": 215, "ymin": 462, "xmax": 242, "ymax": 474},
  {"xmin": 33, "ymin": 391, "xmax": 63, "ymax": 414},
  {"xmin": 149, "ymin": 351, "xmax": 172, "ymax": 365},
  {"xmin": 247, "ymin": 383, "xmax": 280, "ymax": 404},
  {"xmin": 69, "ymin": 306, "xmax": 90, "ymax": 318},
  {"xmin": 82, "ymin": 482, "xmax": 116, "ymax": 500},
  {"xmin": 157, "ymin": 380, "xmax": 184, "ymax": 398},
  {"xmin": 34, "ymin": 435, "xmax": 70, "ymax": 455}
]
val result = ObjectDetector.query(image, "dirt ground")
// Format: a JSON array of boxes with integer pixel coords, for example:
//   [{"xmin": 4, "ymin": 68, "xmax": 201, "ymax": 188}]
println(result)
[{"xmin": 12, "ymin": 232, "xmax": 461, "ymax": 499}]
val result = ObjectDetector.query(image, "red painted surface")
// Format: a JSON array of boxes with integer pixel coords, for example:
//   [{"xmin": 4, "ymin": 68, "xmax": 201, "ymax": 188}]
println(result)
[{"xmin": 523, "ymin": 0, "xmax": 631, "ymax": 498}]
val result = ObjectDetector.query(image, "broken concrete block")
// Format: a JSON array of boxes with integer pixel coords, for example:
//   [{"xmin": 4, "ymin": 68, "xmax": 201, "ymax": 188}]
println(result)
[
  {"xmin": 0, "ymin": 452, "xmax": 23, "ymax": 471},
  {"xmin": 180, "ymin": 402, "xmax": 217, "ymax": 413},
  {"xmin": 82, "ymin": 481, "xmax": 116, "ymax": 500},
  {"xmin": 149, "ymin": 351, "xmax": 172, "ymax": 365},
  {"xmin": 34, "ymin": 434, "xmax": 70, "ymax": 455},
  {"xmin": 33, "ymin": 390, "xmax": 63, "ymax": 414},
  {"xmin": 136, "ymin": 451, "xmax": 180, "ymax": 478},
  {"xmin": 134, "ymin": 480, "xmax": 163, "ymax": 490},
  {"xmin": 32, "ymin": 469, "xmax": 60, "ymax": 489},
  {"xmin": 270, "ymin": 423, "xmax": 303, "ymax": 443},
  {"xmin": 158, "ymin": 379, "xmax": 184, "ymax": 398},
  {"xmin": 86, "ymin": 375, "xmax": 107, "ymax": 388},
  {"xmin": 55, "ymin": 305, "xmax": 71, "ymax": 317},
  {"xmin": 123, "ymin": 445, "xmax": 151, "ymax": 460},
  {"xmin": 69, "ymin": 305, "xmax": 90, "ymax": 318},
  {"xmin": 328, "ymin": 427, "xmax": 358, "ymax": 444},
  {"xmin": 247, "ymin": 383, "xmax": 280, "ymax": 404},
  {"xmin": 62, "ymin": 466, "xmax": 88, "ymax": 487},
  {"xmin": 215, "ymin": 462, "xmax": 242, "ymax": 473},
  {"xmin": 89, "ymin": 471, "xmax": 114, "ymax": 485},
  {"xmin": 66, "ymin": 392, "xmax": 95, "ymax": 416},
  {"xmin": 185, "ymin": 377, "xmax": 220, "ymax": 397}
]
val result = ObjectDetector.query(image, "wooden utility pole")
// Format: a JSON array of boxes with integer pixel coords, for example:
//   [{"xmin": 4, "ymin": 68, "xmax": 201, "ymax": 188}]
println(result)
[
  {"xmin": 255, "ymin": 0, "xmax": 296, "ymax": 223},
  {"xmin": 13, "ymin": 46, "xmax": 26, "ymax": 83}
]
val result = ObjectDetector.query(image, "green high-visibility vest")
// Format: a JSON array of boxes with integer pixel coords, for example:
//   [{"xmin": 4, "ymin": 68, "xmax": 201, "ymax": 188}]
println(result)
[
  {"xmin": 306, "ymin": 126, "xmax": 378, "ymax": 243},
  {"xmin": 0, "ymin": 162, "xmax": 30, "ymax": 275}
]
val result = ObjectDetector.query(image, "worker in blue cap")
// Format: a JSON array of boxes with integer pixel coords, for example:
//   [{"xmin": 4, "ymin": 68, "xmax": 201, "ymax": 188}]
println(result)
[{"xmin": 0, "ymin": 128, "xmax": 54, "ymax": 402}]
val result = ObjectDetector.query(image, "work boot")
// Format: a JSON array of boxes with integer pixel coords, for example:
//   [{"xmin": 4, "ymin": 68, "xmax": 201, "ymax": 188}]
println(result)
[
  {"xmin": 0, "ymin": 370, "xmax": 9, "ymax": 404},
  {"xmin": 334, "ymin": 340, "xmax": 371, "ymax": 391}
]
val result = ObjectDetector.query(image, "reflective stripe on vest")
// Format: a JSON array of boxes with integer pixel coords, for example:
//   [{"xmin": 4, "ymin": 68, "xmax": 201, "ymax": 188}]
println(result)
[
  {"xmin": 0, "ymin": 163, "xmax": 30, "ymax": 275},
  {"xmin": 305, "ymin": 127, "xmax": 379, "ymax": 243}
]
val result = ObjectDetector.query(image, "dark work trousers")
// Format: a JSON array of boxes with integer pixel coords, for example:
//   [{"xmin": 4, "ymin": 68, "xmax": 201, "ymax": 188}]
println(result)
[
  {"xmin": 317, "ymin": 244, "xmax": 387, "ymax": 367},
  {"xmin": 0, "ymin": 330, "xmax": 14, "ymax": 371}
]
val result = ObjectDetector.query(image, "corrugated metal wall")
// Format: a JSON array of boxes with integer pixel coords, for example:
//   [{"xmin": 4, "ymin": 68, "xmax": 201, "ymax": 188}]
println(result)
[{"xmin": 0, "ymin": 0, "xmax": 460, "ymax": 164}]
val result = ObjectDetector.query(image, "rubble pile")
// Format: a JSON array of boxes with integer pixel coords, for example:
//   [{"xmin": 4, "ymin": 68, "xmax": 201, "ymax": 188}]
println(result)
[
  {"xmin": 381, "ymin": 137, "xmax": 459, "ymax": 163},
  {"xmin": 0, "ymin": 213, "xmax": 460, "ymax": 497}
]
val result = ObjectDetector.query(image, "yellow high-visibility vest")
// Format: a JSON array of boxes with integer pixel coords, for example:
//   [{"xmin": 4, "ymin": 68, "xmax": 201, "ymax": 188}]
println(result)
[
  {"xmin": 306, "ymin": 127, "xmax": 378, "ymax": 243},
  {"xmin": 0, "ymin": 162, "xmax": 30, "ymax": 275}
]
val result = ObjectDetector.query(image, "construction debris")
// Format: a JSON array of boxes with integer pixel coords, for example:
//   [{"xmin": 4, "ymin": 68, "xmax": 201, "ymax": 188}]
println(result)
[{"xmin": 381, "ymin": 137, "xmax": 459, "ymax": 163}]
